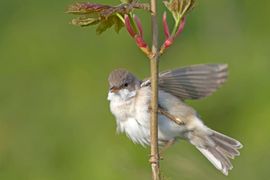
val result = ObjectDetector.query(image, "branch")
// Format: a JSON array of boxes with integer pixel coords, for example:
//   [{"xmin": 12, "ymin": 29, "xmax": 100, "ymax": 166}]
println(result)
[{"xmin": 149, "ymin": 0, "xmax": 160, "ymax": 179}]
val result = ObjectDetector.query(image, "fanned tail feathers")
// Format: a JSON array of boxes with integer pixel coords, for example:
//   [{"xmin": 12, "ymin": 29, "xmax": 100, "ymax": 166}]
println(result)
[{"xmin": 195, "ymin": 129, "xmax": 243, "ymax": 175}]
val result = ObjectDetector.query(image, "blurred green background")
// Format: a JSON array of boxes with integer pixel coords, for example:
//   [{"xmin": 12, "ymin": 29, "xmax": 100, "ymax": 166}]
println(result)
[{"xmin": 0, "ymin": 0, "xmax": 270, "ymax": 179}]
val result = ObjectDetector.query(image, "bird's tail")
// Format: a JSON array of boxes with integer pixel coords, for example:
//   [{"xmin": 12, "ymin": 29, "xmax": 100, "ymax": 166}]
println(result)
[{"xmin": 189, "ymin": 127, "xmax": 243, "ymax": 175}]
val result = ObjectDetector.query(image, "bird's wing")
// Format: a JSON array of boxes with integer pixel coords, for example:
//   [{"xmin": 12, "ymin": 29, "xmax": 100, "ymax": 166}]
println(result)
[{"xmin": 141, "ymin": 64, "xmax": 228, "ymax": 100}]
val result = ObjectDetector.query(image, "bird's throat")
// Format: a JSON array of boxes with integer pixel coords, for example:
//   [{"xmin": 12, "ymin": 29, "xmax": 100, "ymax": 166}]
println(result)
[{"xmin": 108, "ymin": 89, "xmax": 136, "ymax": 102}]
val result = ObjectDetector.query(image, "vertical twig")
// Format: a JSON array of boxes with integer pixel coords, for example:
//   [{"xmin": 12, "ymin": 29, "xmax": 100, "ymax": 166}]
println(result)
[{"xmin": 149, "ymin": 0, "xmax": 160, "ymax": 179}]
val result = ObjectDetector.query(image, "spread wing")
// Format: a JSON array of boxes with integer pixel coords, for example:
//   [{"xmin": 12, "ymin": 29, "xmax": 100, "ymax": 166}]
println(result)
[{"xmin": 141, "ymin": 64, "xmax": 228, "ymax": 100}]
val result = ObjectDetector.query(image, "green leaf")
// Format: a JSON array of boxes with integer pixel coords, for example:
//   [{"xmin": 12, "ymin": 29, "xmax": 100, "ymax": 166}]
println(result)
[
  {"xmin": 96, "ymin": 16, "xmax": 115, "ymax": 35},
  {"xmin": 113, "ymin": 16, "xmax": 124, "ymax": 33},
  {"xmin": 71, "ymin": 15, "xmax": 101, "ymax": 27}
]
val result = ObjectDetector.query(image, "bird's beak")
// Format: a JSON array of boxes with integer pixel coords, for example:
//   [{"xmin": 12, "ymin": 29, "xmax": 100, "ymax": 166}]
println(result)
[{"xmin": 110, "ymin": 87, "xmax": 120, "ymax": 93}]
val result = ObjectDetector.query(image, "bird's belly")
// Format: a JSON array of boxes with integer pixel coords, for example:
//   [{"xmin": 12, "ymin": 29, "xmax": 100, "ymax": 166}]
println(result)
[
  {"xmin": 120, "ymin": 114, "xmax": 188, "ymax": 146},
  {"xmin": 158, "ymin": 115, "xmax": 188, "ymax": 142},
  {"xmin": 121, "ymin": 117, "xmax": 150, "ymax": 146}
]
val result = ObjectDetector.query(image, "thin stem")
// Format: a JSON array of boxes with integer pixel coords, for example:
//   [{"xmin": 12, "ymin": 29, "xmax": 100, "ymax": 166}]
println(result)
[
  {"xmin": 171, "ymin": 0, "xmax": 191, "ymax": 36},
  {"xmin": 171, "ymin": 17, "xmax": 181, "ymax": 36},
  {"xmin": 149, "ymin": 0, "xmax": 160, "ymax": 179},
  {"xmin": 116, "ymin": 13, "xmax": 125, "ymax": 23}
]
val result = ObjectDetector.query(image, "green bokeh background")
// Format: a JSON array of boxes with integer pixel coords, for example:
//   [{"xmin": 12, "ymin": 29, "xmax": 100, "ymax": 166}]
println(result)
[{"xmin": 1, "ymin": 0, "xmax": 269, "ymax": 179}]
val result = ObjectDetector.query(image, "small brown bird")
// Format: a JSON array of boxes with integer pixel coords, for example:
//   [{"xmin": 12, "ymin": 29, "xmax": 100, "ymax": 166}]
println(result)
[{"xmin": 107, "ymin": 64, "xmax": 242, "ymax": 175}]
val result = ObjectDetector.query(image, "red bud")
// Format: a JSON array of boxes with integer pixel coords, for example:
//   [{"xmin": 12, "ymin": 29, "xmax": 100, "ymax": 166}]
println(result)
[
  {"xmin": 163, "ymin": 12, "xmax": 170, "ymax": 39},
  {"xmin": 164, "ymin": 38, "xmax": 174, "ymax": 48},
  {"xmin": 133, "ymin": 15, "xmax": 143, "ymax": 37},
  {"xmin": 124, "ymin": 15, "xmax": 136, "ymax": 37},
  {"xmin": 175, "ymin": 17, "xmax": 186, "ymax": 37},
  {"xmin": 135, "ymin": 35, "xmax": 147, "ymax": 48}
]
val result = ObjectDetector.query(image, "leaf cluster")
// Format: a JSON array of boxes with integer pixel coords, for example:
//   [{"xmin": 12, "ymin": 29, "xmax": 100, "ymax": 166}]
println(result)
[{"xmin": 67, "ymin": 2, "xmax": 149, "ymax": 35}]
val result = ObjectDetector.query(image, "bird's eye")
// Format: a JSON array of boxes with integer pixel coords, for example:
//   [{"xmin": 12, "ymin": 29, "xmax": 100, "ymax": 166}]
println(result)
[{"xmin": 124, "ymin": 83, "xmax": 128, "ymax": 87}]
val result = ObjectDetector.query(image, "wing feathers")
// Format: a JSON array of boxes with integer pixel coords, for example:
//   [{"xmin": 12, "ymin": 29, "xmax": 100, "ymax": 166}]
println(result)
[{"xmin": 158, "ymin": 64, "xmax": 228, "ymax": 100}]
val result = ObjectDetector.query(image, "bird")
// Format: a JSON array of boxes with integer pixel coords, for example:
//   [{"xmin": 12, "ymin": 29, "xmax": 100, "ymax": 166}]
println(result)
[{"xmin": 107, "ymin": 64, "xmax": 242, "ymax": 175}]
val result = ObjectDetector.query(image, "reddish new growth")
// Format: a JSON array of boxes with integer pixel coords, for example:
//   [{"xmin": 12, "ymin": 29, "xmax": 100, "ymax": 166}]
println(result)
[
  {"xmin": 160, "ymin": 12, "xmax": 186, "ymax": 55},
  {"xmin": 124, "ymin": 15, "xmax": 151, "ymax": 56},
  {"xmin": 67, "ymin": 0, "xmax": 194, "ymax": 56}
]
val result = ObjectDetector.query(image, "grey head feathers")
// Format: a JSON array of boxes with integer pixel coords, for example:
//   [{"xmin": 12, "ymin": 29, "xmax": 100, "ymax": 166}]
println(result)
[{"xmin": 108, "ymin": 69, "xmax": 141, "ymax": 91}]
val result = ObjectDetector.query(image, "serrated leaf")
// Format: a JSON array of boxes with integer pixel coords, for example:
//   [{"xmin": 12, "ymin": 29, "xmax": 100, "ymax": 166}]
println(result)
[
  {"xmin": 67, "ymin": 3, "xmax": 111, "ymax": 15},
  {"xmin": 71, "ymin": 15, "xmax": 101, "ymax": 27}
]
